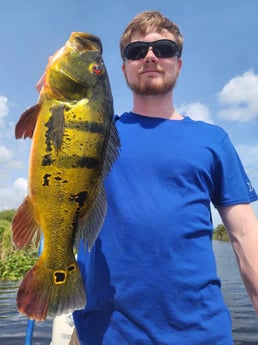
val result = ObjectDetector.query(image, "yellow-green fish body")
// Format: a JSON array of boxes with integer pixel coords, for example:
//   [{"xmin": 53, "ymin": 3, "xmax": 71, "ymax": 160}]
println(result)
[{"xmin": 12, "ymin": 33, "xmax": 120, "ymax": 321}]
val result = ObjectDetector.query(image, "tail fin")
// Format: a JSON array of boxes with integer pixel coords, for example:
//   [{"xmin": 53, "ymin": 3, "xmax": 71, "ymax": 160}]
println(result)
[{"xmin": 17, "ymin": 257, "xmax": 86, "ymax": 321}]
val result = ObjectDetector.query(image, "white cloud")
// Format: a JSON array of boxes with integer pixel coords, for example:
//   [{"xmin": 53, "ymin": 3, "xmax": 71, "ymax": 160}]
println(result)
[
  {"xmin": 0, "ymin": 96, "xmax": 9, "ymax": 127},
  {"xmin": 0, "ymin": 145, "xmax": 13, "ymax": 162},
  {"xmin": 236, "ymin": 144, "xmax": 258, "ymax": 164},
  {"xmin": 0, "ymin": 178, "xmax": 27, "ymax": 210},
  {"xmin": 177, "ymin": 102, "xmax": 214, "ymax": 124},
  {"xmin": 14, "ymin": 178, "xmax": 28, "ymax": 197},
  {"xmin": 0, "ymin": 135, "xmax": 28, "ymax": 210},
  {"xmin": 217, "ymin": 70, "xmax": 258, "ymax": 122},
  {"xmin": 235, "ymin": 144, "xmax": 258, "ymax": 181}
]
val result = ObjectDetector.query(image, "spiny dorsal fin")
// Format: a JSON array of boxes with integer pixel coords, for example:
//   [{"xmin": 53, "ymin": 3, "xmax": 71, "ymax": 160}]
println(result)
[
  {"xmin": 12, "ymin": 196, "xmax": 41, "ymax": 248},
  {"xmin": 15, "ymin": 104, "xmax": 41, "ymax": 139}
]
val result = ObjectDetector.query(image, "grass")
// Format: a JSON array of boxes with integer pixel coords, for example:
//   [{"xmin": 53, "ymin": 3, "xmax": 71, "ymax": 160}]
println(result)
[{"xmin": 0, "ymin": 210, "xmax": 38, "ymax": 281}]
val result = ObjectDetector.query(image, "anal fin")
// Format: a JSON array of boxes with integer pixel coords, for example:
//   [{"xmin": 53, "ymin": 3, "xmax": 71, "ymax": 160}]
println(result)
[{"xmin": 12, "ymin": 196, "xmax": 41, "ymax": 248}]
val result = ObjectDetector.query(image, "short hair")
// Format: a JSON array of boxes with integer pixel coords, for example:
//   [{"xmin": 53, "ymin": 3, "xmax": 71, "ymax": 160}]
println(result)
[{"xmin": 120, "ymin": 10, "xmax": 184, "ymax": 59}]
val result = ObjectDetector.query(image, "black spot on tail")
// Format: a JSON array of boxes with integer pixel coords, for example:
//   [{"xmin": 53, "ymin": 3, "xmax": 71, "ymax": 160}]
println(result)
[
  {"xmin": 67, "ymin": 264, "xmax": 76, "ymax": 272},
  {"xmin": 54, "ymin": 271, "xmax": 66, "ymax": 284}
]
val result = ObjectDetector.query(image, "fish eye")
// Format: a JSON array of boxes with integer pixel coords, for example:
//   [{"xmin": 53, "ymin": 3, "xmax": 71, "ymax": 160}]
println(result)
[{"xmin": 89, "ymin": 62, "xmax": 105, "ymax": 75}]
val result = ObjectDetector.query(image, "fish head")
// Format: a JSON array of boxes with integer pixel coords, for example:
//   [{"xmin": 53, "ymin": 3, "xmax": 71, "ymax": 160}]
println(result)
[{"xmin": 40, "ymin": 32, "xmax": 112, "ymax": 104}]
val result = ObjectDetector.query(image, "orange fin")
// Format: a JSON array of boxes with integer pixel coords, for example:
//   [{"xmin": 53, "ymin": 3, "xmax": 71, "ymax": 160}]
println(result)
[
  {"xmin": 12, "ymin": 196, "xmax": 41, "ymax": 248},
  {"xmin": 15, "ymin": 103, "xmax": 41, "ymax": 139},
  {"xmin": 17, "ymin": 257, "xmax": 86, "ymax": 321}
]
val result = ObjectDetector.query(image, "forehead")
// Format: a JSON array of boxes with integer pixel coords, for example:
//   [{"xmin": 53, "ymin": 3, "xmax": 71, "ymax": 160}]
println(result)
[{"xmin": 130, "ymin": 29, "xmax": 176, "ymax": 43}]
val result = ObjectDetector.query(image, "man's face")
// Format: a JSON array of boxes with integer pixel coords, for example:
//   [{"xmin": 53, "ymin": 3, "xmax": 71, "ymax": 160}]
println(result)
[{"xmin": 122, "ymin": 30, "xmax": 182, "ymax": 96}]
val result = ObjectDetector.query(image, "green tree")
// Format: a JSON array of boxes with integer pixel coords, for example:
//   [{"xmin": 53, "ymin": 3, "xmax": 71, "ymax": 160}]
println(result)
[
  {"xmin": 0, "ymin": 209, "xmax": 15, "ymax": 222},
  {"xmin": 213, "ymin": 224, "xmax": 230, "ymax": 241}
]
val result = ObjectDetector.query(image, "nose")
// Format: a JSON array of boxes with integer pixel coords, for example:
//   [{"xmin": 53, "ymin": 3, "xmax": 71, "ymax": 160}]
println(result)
[{"xmin": 144, "ymin": 47, "xmax": 158, "ymax": 62}]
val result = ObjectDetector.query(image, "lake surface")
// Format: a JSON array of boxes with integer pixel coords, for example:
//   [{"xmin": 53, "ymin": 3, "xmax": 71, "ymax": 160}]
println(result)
[
  {"xmin": 0, "ymin": 241, "xmax": 257, "ymax": 344},
  {"xmin": 0, "ymin": 280, "xmax": 52, "ymax": 345},
  {"xmin": 213, "ymin": 241, "xmax": 258, "ymax": 345}
]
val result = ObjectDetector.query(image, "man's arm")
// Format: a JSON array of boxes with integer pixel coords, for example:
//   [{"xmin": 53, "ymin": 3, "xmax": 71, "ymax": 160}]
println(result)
[{"xmin": 218, "ymin": 203, "xmax": 258, "ymax": 316}]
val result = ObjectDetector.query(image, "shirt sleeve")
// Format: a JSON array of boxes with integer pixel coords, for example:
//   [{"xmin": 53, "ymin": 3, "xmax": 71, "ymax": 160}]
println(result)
[{"xmin": 212, "ymin": 133, "xmax": 258, "ymax": 207}]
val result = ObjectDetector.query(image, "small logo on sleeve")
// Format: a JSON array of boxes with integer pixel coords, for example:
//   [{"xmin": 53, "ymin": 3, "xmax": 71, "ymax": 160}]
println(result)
[{"xmin": 247, "ymin": 181, "xmax": 254, "ymax": 192}]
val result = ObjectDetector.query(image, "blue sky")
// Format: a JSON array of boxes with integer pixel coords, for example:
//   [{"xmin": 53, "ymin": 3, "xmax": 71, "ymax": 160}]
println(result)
[{"xmin": 0, "ymin": 0, "xmax": 258, "ymax": 225}]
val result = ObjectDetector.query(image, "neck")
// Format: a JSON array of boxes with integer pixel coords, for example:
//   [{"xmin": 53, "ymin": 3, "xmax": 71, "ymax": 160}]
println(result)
[{"xmin": 132, "ymin": 92, "xmax": 183, "ymax": 120}]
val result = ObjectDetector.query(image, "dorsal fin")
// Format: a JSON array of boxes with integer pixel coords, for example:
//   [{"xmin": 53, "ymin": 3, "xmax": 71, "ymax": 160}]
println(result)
[{"xmin": 15, "ymin": 103, "xmax": 41, "ymax": 139}]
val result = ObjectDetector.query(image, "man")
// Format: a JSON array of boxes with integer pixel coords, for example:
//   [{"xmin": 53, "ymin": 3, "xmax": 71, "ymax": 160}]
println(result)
[{"xmin": 73, "ymin": 10, "xmax": 258, "ymax": 344}]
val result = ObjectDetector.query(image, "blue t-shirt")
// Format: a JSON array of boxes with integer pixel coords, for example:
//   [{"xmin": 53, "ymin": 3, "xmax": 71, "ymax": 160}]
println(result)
[{"xmin": 73, "ymin": 113, "xmax": 257, "ymax": 345}]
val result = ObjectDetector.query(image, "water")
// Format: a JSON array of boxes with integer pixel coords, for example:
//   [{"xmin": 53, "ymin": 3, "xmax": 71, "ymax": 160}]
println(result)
[
  {"xmin": 213, "ymin": 241, "xmax": 258, "ymax": 345},
  {"xmin": 0, "ymin": 281, "xmax": 52, "ymax": 344},
  {"xmin": 0, "ymin": 241, "xmax": 257, "ymax": 344}
]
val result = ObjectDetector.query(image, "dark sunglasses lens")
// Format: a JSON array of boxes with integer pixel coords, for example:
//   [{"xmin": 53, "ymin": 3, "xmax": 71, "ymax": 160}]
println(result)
[
  {"xmin": 125, "ymin": 44, "xmax": 148, "ymax": 60},
  {"xmin": 124, "ymin": 40, "xmax": 179, "ymax": 60},
  {"xmin": 152, "ymin": 41, "xmax": 178, "ymax": 58}
]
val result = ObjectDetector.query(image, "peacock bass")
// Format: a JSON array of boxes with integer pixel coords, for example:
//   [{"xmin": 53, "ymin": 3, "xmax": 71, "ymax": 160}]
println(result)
[{"xmin": 11, "ymin": 32, "xmax": 120, "ymax": 321}]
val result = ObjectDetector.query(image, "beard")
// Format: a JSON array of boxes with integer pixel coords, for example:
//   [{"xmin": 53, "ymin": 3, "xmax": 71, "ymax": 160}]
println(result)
[{"xmin": 126, "ymin": 73, "xmax": 178, "ymax": 96}]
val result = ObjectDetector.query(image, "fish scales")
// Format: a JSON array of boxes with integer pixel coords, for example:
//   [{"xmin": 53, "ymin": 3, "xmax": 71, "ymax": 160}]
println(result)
[{"xmin": 11, "ymin": 32, "xmax": 120, "ymax": 321}]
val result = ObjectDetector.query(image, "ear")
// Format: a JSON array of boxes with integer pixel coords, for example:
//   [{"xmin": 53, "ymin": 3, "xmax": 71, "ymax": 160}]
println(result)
[
  {"xmin": 122, "ymin": 62, "xmax": 127, "ymax": 78},
  {"xmin": 177, "ymin": 58, "xmax": 183, "ymax": 73}
]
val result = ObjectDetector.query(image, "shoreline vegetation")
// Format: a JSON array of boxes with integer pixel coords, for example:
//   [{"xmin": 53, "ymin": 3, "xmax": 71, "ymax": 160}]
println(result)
[
  {"xmin": 0, "ymin": 209, "xmax": 229, "ymax": 281},
  {"xmin": 0, "ymin": 209, "xmax": 38, "ymax": 281}
]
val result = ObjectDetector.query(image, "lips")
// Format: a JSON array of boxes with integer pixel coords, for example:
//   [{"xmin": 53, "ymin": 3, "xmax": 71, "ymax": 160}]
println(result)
[{"xmin": 140, "ymin": 69, "xmax": 161, "ymax": 75}]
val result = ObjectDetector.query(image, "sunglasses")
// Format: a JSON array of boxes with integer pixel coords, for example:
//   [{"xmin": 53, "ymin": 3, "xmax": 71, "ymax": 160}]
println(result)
[{"xmin": 123, "ymin": 39, "xmax": 180, "ymax": 60}]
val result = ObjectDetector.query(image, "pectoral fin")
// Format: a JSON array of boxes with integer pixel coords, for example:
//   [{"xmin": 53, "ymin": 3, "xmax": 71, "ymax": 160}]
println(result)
[
  {"xmin": 15, "ymin": 104, "xmax": 41, "ymax": 139},
  {"xmin": 12, "ymin": 196, "xmax": 41, "ymax": 248}
]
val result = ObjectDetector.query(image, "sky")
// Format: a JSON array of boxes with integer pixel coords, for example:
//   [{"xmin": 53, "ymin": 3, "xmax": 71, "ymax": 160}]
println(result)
[{"xmin": 0, "ymin": 0, "xmax": 258, "ymax": 226}]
